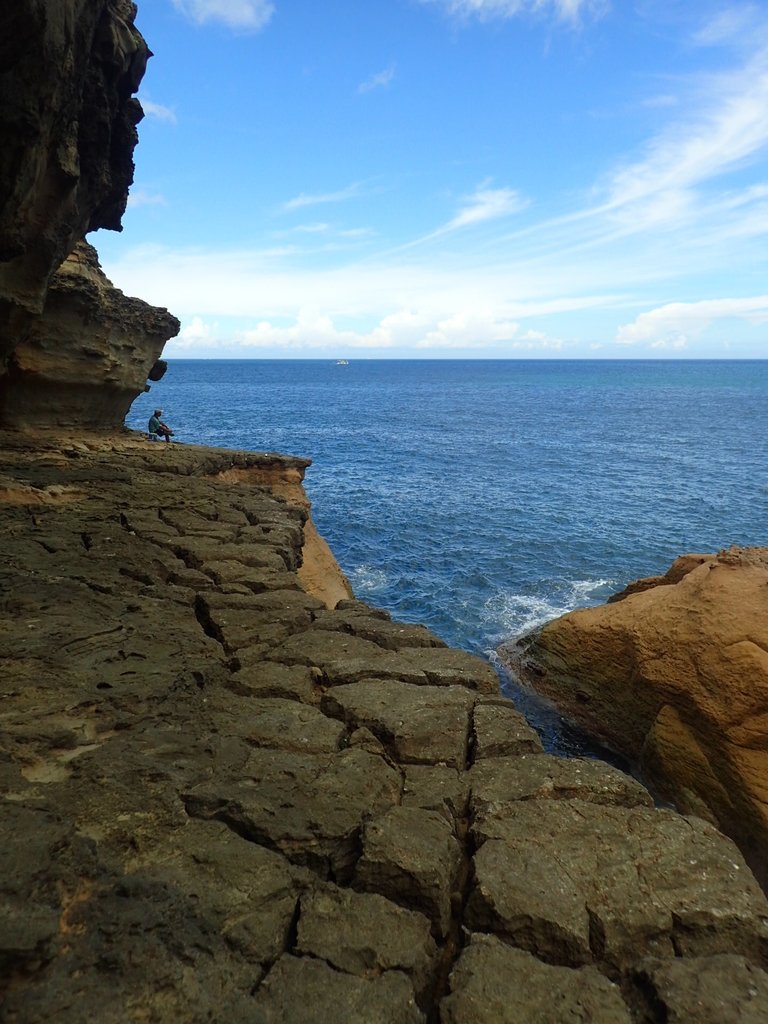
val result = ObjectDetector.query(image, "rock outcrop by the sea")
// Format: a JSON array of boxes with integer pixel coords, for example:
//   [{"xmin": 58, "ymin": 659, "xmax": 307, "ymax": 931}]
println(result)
[
  {"xmin": 0, "ymin": 241, "xmax": 179, "ymax": 428},
  {"xmin": 0, "ymin": 0, "xmax": 148, "ymax": 368},
  {"xmin": 500, "ymin": 546, "xmax": 768, "ymax": 889},
  {"xmin": 3, "ymin": 439, "xmax": 768, "ymax": 1023}
]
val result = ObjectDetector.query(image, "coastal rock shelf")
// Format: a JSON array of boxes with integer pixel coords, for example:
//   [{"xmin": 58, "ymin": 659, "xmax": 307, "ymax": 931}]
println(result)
[{"xmin": 2, "ymin": 434, "xmax": 768, "ymax": 1023}]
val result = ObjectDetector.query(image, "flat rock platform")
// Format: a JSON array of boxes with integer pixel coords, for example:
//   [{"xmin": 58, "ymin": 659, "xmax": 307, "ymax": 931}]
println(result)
[{"xmin": 2, "ymin": 432, "xmax": 768, "ymax": 1023}]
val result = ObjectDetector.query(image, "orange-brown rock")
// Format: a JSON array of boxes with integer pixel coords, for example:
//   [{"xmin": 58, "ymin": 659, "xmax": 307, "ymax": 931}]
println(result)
[{"xmin": 500, "ymin": 546, "xmax": 768, "ymax": 887}]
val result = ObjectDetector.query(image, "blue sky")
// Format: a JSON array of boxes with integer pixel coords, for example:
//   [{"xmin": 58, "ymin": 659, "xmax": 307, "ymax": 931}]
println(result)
[{"xmin": 95, "ymin": 0, "xmax": 768, "ymax": 358}]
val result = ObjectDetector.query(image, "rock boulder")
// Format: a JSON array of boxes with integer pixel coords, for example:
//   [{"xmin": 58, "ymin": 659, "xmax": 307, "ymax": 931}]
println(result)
[{"xmin": 500, "ymin": 546, "xmax": 768, "ymax": 887}]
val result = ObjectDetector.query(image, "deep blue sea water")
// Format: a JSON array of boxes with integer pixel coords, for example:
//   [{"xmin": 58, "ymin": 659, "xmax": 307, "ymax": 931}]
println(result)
[{"xmin": 128, "ymin": 359, "xmax": 766, "ymax": 751}]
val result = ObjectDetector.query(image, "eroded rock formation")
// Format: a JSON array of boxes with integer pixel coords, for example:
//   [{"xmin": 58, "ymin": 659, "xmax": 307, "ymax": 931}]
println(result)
[
  {"xmin": 0, "ymin": 241, "xmax": 179, "ymax": 428},
  {"xmin": 0, "ymin": 0, "xmax": 148, "ymax": 366},
  {"xmin": 500, "ymin": 546, "xmax": 768, "ymax": 889},
  {"xmin": 2, "ymin": 438, "xmax": 768, "ymax": 1022}
]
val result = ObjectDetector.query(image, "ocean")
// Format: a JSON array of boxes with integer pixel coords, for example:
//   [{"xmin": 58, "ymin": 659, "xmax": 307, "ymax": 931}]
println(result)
[{"xmin": 128, "ymin": 359, "xmax": 766, "ymax": 752}]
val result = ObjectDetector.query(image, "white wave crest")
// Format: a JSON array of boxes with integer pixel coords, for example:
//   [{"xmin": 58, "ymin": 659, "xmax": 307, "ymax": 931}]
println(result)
[
  {"xmin": 482, "ymin": 577, "xmax": 617, "ymax": 642},
  {"xmin": 348, "ymin": 563, "xmax": 389, "ymax": 593}
]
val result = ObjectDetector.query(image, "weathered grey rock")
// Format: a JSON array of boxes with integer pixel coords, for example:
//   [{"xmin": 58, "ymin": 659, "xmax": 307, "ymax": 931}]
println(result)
[
  {"xmin": 0, "ymin": 814, "xmax": 260, "ymax": 1024},
  {"xmin": 253, "ymin": 954, "xmax": 425, "ymax": 1023},
  {"xmin": 177, "ymin": 537, "xmax": 290, "ymax": 574},
  {"xmin": 296, "ymin": 885, "xmax": 437, "ymax": 1001},
  {"xmin": 472, "ymin": 700, "xmax": 544, "ymax": 759},
  {"xmin": 138, "ymin": 820, "xmax": 304, "ymax": 970},
  {"xmin": 633, "ymin": 954, "xmax": 768, "ymax": 1023},
  {"xmin": 267, "ymin": 633, "xmax": 499, "ymax": 693},
  {"xmin": 196, "ymin": 588, "xmax": 323, "ymax": 653},
  {"xmin": 311, "ymin": 608, "xmax": 447, "ymax": 650},
  {"xmin": 266, "ymin": 629, "xmax": 392, "ymax": 668},
  {"xmin": 355, "ymin": 807, "xmax": 463, "ymax": 937},
  {"xmin": 398, "ymin": 648, "xmax": 500, "ymax": 694},
  {"xmin": 467, "ymin": 801, "xmax": 768, "ymax": 970},
  {"xmin": 469, "ymin": 755, "xmax": 653, "ymax": 835},
  {"xmin": 211, "ymin": 696, "xmax": 345, "ymax": 754},
  {"xmin": 185, "ymin": 746, "xmax": 402, "ymax": 880},
  {"xmin": 0, "ymin": 805, "xmax": 83, "ymax": 970},
  {"xmin": 4, "ymin": 434, "xmax": 768, "ymax": 1023},
  {"xmin": 441, "ymin": 933, "xmax": 631, "ymax": 1024},
  {"xmin": 226, "ymin": 661, "xmax": 318, "ymax": 703},
  {"xmin": 467, "ymin": 834, "xmax": 593, "ymax": 965},
  {"xmin": 402, "ymin": 765, "xmax": 470, "ymax": 824},
  {"xmin": 322, "ymin": 680, "xmax": 475, "ymax": 767}
]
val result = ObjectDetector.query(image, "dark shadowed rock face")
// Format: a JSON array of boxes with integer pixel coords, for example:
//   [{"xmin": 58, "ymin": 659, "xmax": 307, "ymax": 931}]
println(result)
[
  {"xmin": 0, "ymin": 241, "xmax": 179, "ymax": 428},
  {"xmin": 0, "ymin": 0, "xmax": 148, "ymax": 366}
]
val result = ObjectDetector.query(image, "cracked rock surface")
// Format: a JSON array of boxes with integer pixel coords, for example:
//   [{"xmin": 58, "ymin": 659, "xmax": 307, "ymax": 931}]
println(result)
[{"xmin": 2, "ymin": 432, "xmax": 768, "ymax": 1022}]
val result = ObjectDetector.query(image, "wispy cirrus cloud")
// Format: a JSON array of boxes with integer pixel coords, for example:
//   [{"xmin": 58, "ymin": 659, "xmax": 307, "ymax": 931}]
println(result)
[
  {"xmin": 358, "ymin": 65, "xmax": 396, "ymax": 94},
  {"xmin": 392, "ymin": 183, "xmax": 528, "ymax": 252},
  {"xmin": 127, "ymin": 189, "xmax": 168, "ymax": 209},
  {"xmin": 281, "ymin": 183, "xmax": 366, "ymax": 212},
  {"xmin": 445, "ymin": 184, "xmax": 528, "ymax": 231},
  {"xmin": 171, "ymin": 0, "xmax": 274, "ymax": 31},
  {"xmin": 420, "ymin": 0, "xmax": 608, "ymax": 26},
  {"xmin": 139, "ymin": 98, "xmax": 177, "ymax": 123}
]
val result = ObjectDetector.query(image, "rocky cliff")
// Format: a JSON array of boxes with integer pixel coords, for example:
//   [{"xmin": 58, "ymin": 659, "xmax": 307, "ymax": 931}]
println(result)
[
  {"xmin": 0, "ymin": 240, "xmax": 178, "ymax": 428},
  {"xmin": 0, "ymin": 0, "xmax": 147, "ymax": 366},
  {"xmin": 500, "ymin": 547, "xmax": 768, "ymax": 890},
  {"xmin": 0, "ymin": 1, "xmax": 178, "ymax": 430}
]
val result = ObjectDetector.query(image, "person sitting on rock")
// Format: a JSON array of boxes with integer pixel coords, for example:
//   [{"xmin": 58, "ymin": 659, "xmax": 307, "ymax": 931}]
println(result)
[{"xmin": 148, "ymin": 408, "xmax": 174, "ymax": 442}]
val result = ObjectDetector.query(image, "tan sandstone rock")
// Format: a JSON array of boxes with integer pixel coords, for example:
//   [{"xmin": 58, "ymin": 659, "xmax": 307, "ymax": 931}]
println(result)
[
  {"xmin": 0, "ymin": 242, "xmax": 179, "ymax": 428},
  {"xmin": 500, "ymin": 546, "xmax": 768, "ymax": 886}
]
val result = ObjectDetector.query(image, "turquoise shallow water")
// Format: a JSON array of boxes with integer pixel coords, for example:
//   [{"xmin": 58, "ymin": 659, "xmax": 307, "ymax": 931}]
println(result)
[{"xmin": 128, "ymin": 359, "xmax": 766, "ymax": 751}]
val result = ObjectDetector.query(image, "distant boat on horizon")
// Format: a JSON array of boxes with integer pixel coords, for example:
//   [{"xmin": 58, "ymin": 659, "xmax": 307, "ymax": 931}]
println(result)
[{"xmin": 335, "ymin": 359, "xmax": 350, "ymax": 365}]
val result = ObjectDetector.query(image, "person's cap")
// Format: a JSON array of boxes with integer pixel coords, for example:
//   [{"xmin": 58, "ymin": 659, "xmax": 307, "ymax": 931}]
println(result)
[{"xmin": 154, "ymin": 409, "xmax": 163, "ymax": 415}]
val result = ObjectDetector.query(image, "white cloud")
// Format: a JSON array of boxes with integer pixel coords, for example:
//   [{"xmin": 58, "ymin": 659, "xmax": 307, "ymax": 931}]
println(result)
[
  {"xmin": 291, "ymin": 223, "xmax": 331, "ymax": 234},
  {"xmin": 127, "ymin": 189, "xmax": 167, "ymax": 209},
  {"xmin": 445, "ymin": 185, "xmax": 528, "ymax": 231},
  {"xmin": 616, "ymin": 296, "xmax": 768, "ymax": 346},
  {"xmin": 103, "ymin": 242, "xmax": 627, "ymax": 326},
  {"xmin": 692, "ymin": 6, "xmax": 766, "ymax": 48},
  {"xmin": 139, "ymin": 98, "xmax": 177, "ymax": 123},
  {"xmin": 394, "ymin": 183, "xmax": 528, "ymax": 251},
  {"xmin": 602, "ymin": 53, "xmax": 768, "ymax": 215},
  {"xmin": 358, "ymin": 66, "xmax": 396, "ymax": 94},
  {"xmin": 175, "ymin": 315, "xmax": 219, "ymax": 348},
  {"xmin": 421, "ymin": 0, "xmax": 607, "ymax": 25},
  {"xmin": 171, "ymin": 0, "xmax": 274, "ymax": 31},
  {"xmin": 174, "ymin": 307, "xmax": 565, "ymax": 354},
  {"xmin": 282, "ymin": 183, "xmax": 365, "ymax": 212}
]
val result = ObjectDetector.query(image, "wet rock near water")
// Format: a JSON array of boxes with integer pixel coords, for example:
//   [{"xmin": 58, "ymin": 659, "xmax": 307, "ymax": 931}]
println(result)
[{"xmin": 2, "ymin": 433, "xmax": 768, "ymax": 1022}]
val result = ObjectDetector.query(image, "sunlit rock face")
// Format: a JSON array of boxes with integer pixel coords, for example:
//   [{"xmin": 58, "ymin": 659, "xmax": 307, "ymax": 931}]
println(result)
[
  {"xmin": 500, "ymin": 546, "xmax": 768, "ymax": 888},
  {"xmin": 0, "ymin": 241, "xmax": 178, "ymax": 428},
  {"xmin": 0, "ymin": 0, "xmax": 148, "ymax": 368}
]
